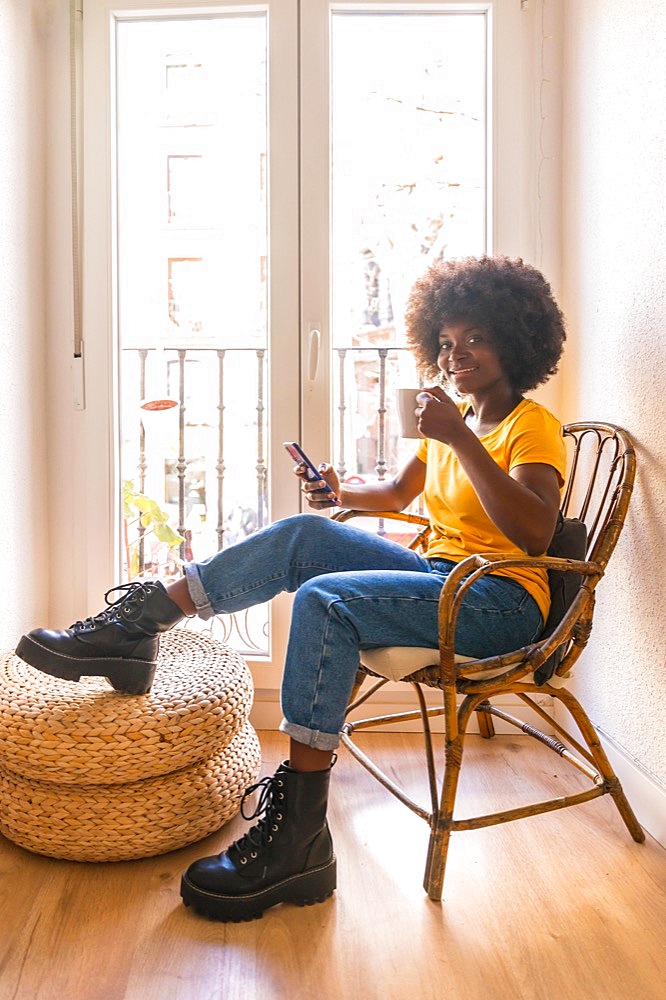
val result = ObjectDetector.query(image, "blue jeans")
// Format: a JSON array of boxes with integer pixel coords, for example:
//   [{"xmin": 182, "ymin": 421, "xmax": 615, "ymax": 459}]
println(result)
[{"xmin": 184, "ymin": 514, "xmax": 542, "ymax": 751}]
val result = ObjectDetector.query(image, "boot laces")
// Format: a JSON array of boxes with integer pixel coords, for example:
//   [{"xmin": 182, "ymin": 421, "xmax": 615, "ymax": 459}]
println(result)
[
  {"xmin": 70, "ymin": 581, "xmax": 157, "ymax": 633},
  {"xmin": 228, "ymin": 774, "xmax": 286, "ymax": 865}
]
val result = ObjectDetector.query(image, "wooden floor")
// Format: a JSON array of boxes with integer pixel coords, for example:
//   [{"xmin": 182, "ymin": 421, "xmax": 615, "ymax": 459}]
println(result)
[{"xmin": 1, "ymin": 730, "xmax": 665, "ymax": 1000}]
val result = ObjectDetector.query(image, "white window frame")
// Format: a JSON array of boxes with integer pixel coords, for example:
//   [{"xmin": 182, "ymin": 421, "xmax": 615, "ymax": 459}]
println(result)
[
  {"xmin": 300, "ymin": 0, "xmax": 536, "ymax": 464},
  {"xmin": 80, "ymin": 0, "xmax": 300, "ymax": 614}
]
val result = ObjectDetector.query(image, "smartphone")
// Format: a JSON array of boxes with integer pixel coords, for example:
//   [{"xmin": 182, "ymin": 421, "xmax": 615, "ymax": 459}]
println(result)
[{"xmin": 283, "ymin": 441, "xmax": 338, "ymax": 501}]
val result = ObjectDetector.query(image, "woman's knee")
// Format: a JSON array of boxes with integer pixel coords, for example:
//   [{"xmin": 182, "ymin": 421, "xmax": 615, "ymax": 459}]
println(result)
[
  {"xmin": 291, "ymin": 574, "xmax": 330, "ymax": 612},
  {"xmin": 290, "ymin": 576, "xmax": 355, "ymax": 636},
  {"xmin": 273, "ymin": 512, "xmax": 344, "ymax": 551}
]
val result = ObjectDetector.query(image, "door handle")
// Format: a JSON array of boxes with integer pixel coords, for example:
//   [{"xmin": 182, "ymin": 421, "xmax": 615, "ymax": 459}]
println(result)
[{"xmin": 308, "ymin": 327, "xmax": 320, "ymax": 382}]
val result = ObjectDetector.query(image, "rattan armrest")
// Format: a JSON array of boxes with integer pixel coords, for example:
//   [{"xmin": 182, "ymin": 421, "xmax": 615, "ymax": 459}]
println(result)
[
  {"xmin": 333, "ymin": 508, "xmax": 431, "ymax": 551},
  {"xmin": 334, "ymin": 508, "xmax": 602, "ymax": 686},
  {"xmin": 434, "ymin": 552, "xmax": 603, "ymax": 690},
  {"xmin": 333, "ymin": 508, "xmax": 430, "ymax": 527}
]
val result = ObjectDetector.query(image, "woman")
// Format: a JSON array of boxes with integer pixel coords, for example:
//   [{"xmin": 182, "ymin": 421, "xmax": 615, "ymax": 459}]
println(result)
[{"xmin": 17, "ymin": 255, "xmax": 567, "ymax": 922}]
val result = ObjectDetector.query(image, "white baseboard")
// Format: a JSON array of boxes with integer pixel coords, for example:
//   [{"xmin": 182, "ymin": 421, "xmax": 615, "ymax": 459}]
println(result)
[{"xmin": 596, "ymin": 727, "xmax": 666, "ymax": 849}]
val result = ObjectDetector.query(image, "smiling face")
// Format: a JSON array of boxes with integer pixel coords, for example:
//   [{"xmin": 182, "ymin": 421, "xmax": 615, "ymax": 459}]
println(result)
[
  {"xmin": 437, "ymin": 321, "xmax": 508, "ymax": 396},
  {"xmin": 437, "ymin": 321, "xmax": 512, "ymax": 399}
]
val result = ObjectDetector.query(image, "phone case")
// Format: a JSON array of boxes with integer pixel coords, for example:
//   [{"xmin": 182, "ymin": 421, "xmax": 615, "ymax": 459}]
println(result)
[{"xmin": 283, "ymin": 442, "xmax": 336, "ymax": 495}]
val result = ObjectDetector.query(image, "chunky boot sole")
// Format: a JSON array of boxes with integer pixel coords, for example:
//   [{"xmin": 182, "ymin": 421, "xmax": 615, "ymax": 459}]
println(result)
[
  {"xmin": 15, "ymin": 634, "xmax": 156, "ymax": 696},
  {"xmin": 179, "ymin": 857, "xmax": 337, "ymax": 922}
]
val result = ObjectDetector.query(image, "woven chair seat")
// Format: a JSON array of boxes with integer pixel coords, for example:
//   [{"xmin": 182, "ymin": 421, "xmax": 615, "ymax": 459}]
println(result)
[
  {"xmin": 0, "ymin": 629, "xmax": 253, "ymax": 784},
  {"xmin": 0, "ymin": 721, "xmax": 261, "ymax": 862}
]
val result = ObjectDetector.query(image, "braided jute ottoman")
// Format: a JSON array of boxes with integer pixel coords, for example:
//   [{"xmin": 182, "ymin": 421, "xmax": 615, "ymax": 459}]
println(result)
[{"xmin": 0, "ymin": 629, "xmax": 262, "ymax": 861}]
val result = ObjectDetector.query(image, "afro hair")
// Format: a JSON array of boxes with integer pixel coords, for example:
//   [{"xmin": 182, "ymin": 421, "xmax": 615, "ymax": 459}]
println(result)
[{"xmin": 405, "ymin": 256, "xmax": 566, "ymax": 393}]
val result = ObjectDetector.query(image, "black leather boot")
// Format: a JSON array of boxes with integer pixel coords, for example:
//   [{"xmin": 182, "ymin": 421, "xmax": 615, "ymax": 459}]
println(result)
[
  {"xmin": 15, "ymin": 581, "xmax": 184, "ymax": 695},
  {"xmin": 180, "ymin": 761, "xmax": 336, "ymax": 922}
]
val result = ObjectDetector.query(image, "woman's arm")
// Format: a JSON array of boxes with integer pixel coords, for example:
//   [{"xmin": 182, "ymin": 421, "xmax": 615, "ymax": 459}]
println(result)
[
  {"xmin": 416, "ymin": 391, "xmax": 560, "ymax": 555},
  {"xmin": 297, "ymin": 454, "xmax": 426, "ymax": 514},
  {"xmin": 466, "ymin": 456, "xmax": 561, "ymax": 555}
]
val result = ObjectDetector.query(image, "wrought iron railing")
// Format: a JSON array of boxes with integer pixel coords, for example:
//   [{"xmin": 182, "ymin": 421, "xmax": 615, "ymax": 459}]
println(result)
[{"xmin": 121, "ymin": 342, "xmax": 421, "ymax": 579}]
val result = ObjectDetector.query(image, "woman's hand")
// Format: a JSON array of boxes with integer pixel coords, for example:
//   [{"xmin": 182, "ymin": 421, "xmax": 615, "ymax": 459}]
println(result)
[
  {"xmin": 293, "ymin": 461, "xmax": 341, "ymax": 509},
  {"xmin": 414, "ymin": 387, "xmax": 560, "ymax": 554},
  {"xmin": 293, "ymin": 454, "xmax": 426, "ymax": 515},
  {"xmin": 415, "ymin": 386, "xmax": 466, "ymax": 443}
]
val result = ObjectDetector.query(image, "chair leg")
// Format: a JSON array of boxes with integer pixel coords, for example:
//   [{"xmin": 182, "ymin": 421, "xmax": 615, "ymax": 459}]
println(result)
[
  {"xmin": 607, "ymin": 780, "xmax": 646, "ymax": 842},
  {"xmin": 553, "ymin": 687, "xmax": 645, "ymax": 843},
  {"xmin": 423, "ymin": 736, "xmax": 464, "ymax": 901},
  {"xmin": 475, "ymin": 700, "xmax": 496, "ymax": 739},
  {"xmin": 345, "ymin": 668, "xmax": 368, "ymax": 714}
]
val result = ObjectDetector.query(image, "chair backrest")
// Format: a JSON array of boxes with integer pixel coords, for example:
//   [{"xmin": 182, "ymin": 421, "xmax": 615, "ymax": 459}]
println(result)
[
  {"xmin": 528, "ymin": 422, "xmax": 636, "ymax": 685},
  {"xmin": 560, "ymin": 422, "xmax": 636, "ymax": 569}
]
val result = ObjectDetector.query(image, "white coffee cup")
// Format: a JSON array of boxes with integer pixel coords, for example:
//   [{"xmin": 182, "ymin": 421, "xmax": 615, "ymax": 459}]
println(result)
[{"xmin": 396, "ymin": 388, "xmax": 423, "ymax": 438}]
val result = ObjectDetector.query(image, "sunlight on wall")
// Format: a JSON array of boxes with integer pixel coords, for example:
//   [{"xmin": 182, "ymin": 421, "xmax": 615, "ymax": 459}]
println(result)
[{"xmin": 561, "ymin": 0, "xmax": 666, "ymax": 783}]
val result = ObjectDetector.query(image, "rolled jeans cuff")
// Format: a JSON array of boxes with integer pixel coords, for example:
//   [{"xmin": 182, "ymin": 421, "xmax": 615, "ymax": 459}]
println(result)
[
  {"xmin": 279, "ymin": 718, "xmax": 341, "ymax": 752},
  {"xmin": 183, "ymin": 563, "xmax": 216, "ymax": 620}
]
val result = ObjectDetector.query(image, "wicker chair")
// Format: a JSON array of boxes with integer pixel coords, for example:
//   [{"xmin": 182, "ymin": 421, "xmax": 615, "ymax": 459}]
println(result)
[{"xmin": 335, "ymin": 421, "xmax": 644, "ymax": 901}]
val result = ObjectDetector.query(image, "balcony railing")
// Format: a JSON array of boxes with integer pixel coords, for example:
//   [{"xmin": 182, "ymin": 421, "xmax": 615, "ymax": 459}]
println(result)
[
  {"xmin": 121, "ymin": 342, "xmax": 423, "ymax": 584},
  {"xmin": 127, "ymin": 346, "xmax": 269, "ymax": 554}
]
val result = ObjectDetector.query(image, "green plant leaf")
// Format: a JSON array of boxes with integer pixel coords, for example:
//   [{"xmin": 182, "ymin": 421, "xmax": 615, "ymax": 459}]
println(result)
[
  {"xmin": 122, "ymin": 479, "xmax": 184, "ymax": 552},
  {"xmin": 154, "ymin": 523, "xmax": 185, "ymax": 547}
]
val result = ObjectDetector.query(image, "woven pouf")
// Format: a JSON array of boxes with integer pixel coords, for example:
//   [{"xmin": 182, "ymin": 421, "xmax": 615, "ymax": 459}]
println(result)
[
  {"xmin": 0, "ymin": 721, "xmax": 261, "ymax": 861},
  {"xmin": 0, "ymin": 629, "xmax": 262, "ymax": 861}
]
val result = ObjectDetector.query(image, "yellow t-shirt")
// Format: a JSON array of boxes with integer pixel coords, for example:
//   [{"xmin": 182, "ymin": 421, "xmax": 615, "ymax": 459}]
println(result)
[{"xmin": 415, "ymin": 398, "xmax": 567, "ymax": 623}]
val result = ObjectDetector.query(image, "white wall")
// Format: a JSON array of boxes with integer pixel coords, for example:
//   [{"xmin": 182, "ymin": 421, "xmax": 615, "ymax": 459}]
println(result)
[
  {"xmin": 561, "ymin": 0, "xmax": 666, "ymax": 785},
  {"xmin": 0, "ymin": 1, "xmax": 49, "ymax": 647}
]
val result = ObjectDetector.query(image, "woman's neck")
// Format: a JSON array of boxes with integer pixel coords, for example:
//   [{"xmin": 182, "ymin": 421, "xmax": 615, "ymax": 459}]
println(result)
[{"xmin": 464, "ymin": 391, "xmax": 524, "ymax": 436}]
